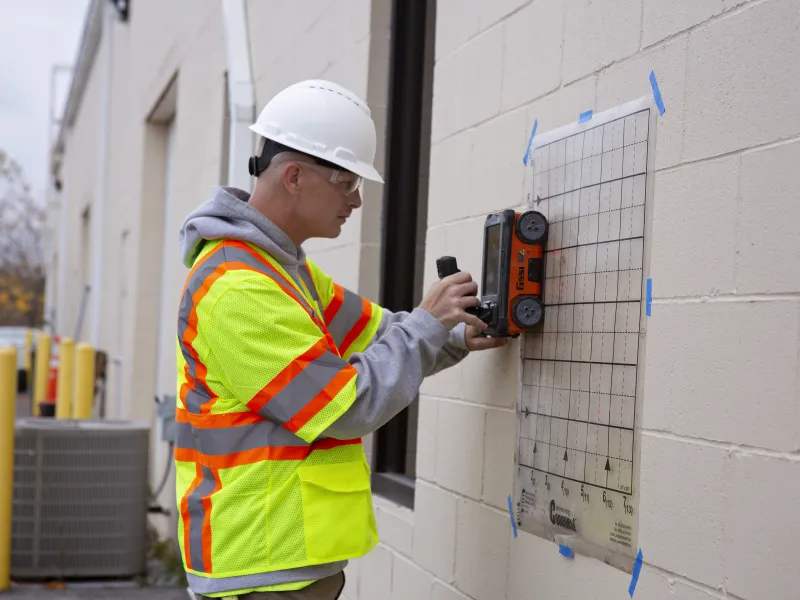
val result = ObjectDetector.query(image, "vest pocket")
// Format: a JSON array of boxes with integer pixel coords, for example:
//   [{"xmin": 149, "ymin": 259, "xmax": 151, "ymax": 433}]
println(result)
[{"xmin": 297, "ymin": 458, "xmax": 377, "ymax": 563}]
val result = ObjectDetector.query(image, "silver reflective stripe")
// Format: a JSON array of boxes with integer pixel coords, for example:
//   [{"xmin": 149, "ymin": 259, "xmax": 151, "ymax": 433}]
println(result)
[
  {"xmin": 175, "ymin": 420, "xmax": 308, "ymax": 455},
  {"xmin": 259, "ymin": 350, "xmax": 349, "ymax": 424},
  {"xmin": 187, "ymin": 561, "xmax": 346, "ymax": 595},
  {"xmin": 178, "ymin": 251, "xmax": 227, "ymax": 413},
  {"xmin": 178, "ymin": 242, "xmax": 314, "ymax": 414},
  {"xmin": 187, "ymin": 466, "xmax": 217, "ymax": 573},
  {"xmin": 298, "ymin": 266, "xmax": 324, "ymax": 318},
  {"xmin": 327, "ymin": 287, "xmax": 364, "ymax": 347}
]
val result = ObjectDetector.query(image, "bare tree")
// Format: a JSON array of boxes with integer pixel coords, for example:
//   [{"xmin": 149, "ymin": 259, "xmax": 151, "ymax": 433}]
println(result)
[{"xmin": 0, "ymin": 149, "xmax": 46, "ymax": 327}]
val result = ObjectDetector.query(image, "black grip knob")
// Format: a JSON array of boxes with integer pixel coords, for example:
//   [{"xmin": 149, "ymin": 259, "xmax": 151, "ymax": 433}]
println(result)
[{"xmin": 436, "ymin": 256, "xmax": 459, "ymax": 279}]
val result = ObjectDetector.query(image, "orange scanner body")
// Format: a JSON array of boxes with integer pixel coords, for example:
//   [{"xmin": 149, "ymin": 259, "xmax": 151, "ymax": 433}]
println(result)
[{"xmin": 437, "ymin": 208, "xmax": 549, "ymax": 338}]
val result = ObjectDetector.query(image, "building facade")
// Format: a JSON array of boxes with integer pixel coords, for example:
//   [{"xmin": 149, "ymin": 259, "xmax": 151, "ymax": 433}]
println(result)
[{"xmin": 47, "ymin": 1, "xmax": 799, "ymax": 599}]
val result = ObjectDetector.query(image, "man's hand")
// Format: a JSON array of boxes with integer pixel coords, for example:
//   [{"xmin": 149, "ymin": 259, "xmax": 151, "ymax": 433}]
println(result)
[
  {"xmin": 464, "ymin": 325, "xmax": 510, "ymax": 351},
  {"xmin": 419, "ymin": 271, "xmax": 486, "ymax": 331}
]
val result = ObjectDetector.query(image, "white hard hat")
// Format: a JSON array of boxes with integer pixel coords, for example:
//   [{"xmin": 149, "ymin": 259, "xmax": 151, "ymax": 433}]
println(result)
[{"xmin": 248, "ymin": 79, "xmax": 384, "ymax": 183}]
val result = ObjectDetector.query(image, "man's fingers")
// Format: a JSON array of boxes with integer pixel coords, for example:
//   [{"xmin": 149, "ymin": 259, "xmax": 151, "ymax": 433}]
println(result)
[
  {"xmin": 468, "ymin": 335, "xmax": 509, "ymax": 351},
  {"xmin": 456, "ymin": 295, "xmax": 481, "ymax": 309},
  {"xmin": 443, "ymin": 270, "xmax": 472, "ymax": 285},
  {"xmin": 463, "ymin": 313, "xmax": 488, "ymax": 330},
  {"xmin": 451, "ymin": 280, "xmax": 479, "ymax": 297}
]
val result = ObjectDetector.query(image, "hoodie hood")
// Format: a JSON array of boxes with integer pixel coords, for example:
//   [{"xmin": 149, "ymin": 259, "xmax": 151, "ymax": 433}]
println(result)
[{"xmin": 179, "ymin": 186, "xmax": 305, "ymax": 269}]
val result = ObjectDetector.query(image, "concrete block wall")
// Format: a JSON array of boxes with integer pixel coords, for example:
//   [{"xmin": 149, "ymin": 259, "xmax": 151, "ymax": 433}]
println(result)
[{"xmin": 342, "ymin": 0, "xmax": 800, "ymax": 599}]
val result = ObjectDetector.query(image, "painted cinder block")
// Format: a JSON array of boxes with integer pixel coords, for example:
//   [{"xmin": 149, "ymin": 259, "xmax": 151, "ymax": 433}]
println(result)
[
  {"xmin": 359, "ymin": 543, "xmax": 393, "ymax": 600},
  {"xmin": 501, "ymin": 0, "xmax": 564, "ymax": 112},
  {"xmin": 482, "ymin": 408, "xmax": 517, "ymax": 510},
  {"xmin": 454, "ymin": 499, "xmax": 511, "ymax": 600},
  {"xmin": 392, "ymin": 554, "xmax": 434, "ymax": 600},
  {"xmin": 412, "ymin": 482, "xmax": 459, "ymax": 582},
  {"xmin": 562, "ymin": 0, "xmax": 643, "ymax": 84},
  {"xmin": 684, "ymin": 0, "xmax": 800, "ymax": 161},
  {"xmin": 724, "ymin": 453, "xmax": 800, "ymax": 600},
  {"xmin": 650, "ymin": 156, "xmax": 739, "ymax": 297},
  {"xmin": 638, "ymin": 434, "xmax": 728, "ymax": 589},
  {"xmin": 642, "ymin": 0, "xmax": 721, "ymax": 47},
  {"xmin": 643, "ymin": 300, "xmax": 800, "ymax": 452},
  {"xmin": 735, "ymin": 140, "xmax": 800, "ymax": 294},
  {"xmin": 435, "ymin": 400, "xmax": 486, "ymax": 500},
  {"xmin": 432, "ymin": 24, "xmax": 504, "ymax": 143}
]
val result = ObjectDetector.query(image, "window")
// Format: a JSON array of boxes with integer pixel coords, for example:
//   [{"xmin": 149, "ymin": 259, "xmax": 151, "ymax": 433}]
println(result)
[{"xmin": 372, "ymin": 0, "xmax": 436, "ymax": 509}]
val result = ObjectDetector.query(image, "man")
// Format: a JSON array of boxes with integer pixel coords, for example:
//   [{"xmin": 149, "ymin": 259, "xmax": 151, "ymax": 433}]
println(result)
[{"xmin": 175, "ymin": 79, "xmax": 507, "ymax": 599}]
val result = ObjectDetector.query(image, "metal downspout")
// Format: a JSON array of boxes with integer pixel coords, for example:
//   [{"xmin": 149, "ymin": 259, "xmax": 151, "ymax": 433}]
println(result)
[
  {"xmin": 88, "ymin": 0, "xmax": 114, "ymax": 345},
  {"xmin": 221, "ymin": 0, "xmax": 256, "ymax": 193}
]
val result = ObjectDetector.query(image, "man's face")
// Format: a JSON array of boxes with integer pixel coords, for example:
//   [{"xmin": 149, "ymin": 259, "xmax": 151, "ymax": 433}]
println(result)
[{"xmin": 294, "ymin": 162, "xmax": 363, "ymax": 239}]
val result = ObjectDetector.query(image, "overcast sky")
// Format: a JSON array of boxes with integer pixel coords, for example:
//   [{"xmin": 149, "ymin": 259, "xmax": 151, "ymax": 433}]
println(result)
[{"xmin": 0, "ymin": 0, "xmax": 90, "ymax": 204}]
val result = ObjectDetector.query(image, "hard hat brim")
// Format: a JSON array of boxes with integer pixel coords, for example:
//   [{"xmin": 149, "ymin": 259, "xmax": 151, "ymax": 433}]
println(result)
[{"xmin": 249, "ymin": 127, "xmax": 384, "ymax": 184}]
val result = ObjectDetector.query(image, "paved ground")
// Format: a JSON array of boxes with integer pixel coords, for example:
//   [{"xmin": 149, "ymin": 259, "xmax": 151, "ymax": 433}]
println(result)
[{"xmin": 3, "ymin": 583, "xmax": 190, "ymax": 600}]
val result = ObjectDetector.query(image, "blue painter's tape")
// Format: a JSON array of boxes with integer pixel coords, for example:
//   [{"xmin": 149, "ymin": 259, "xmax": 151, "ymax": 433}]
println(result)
[
  {"xmin": 646, "ymin": 278, "xmax": 653, "ymax": 317},
  {"xmin": 507, "ymin": 495, "xmax": 518, "ymax": 538},
  {"xmin": 579, "ymin": 110, "xmax": 593, "ymax": 123},
  {"xmin": 629, "ymin": 548, "xmax": 643, "ymax": 597},
  {"xmin": 649, "ymin": 70, "xmax": 665, "ymax": 116},
  {"xmin": 522, "ymin": 119, "xmax": 538, "ymax": 166},
  {"xmin": 559, "ymin": 544, "xmax": 574, "ymax": 558}
]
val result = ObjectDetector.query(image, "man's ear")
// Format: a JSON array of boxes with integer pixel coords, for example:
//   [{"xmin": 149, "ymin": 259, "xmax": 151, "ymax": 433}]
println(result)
[{"xmin": 282, "ymin": 163, "xmax": 302, "ymax": 195}]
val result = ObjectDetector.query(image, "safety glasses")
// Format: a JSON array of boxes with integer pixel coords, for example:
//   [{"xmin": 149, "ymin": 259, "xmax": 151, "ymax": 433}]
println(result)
[
  {"xmin": 301, "ymin": 162, "xmax": 363, "ymax": 196},
  {"xmin": 271, "ymin": 158, "xmax": 362, "ymax": 195}
]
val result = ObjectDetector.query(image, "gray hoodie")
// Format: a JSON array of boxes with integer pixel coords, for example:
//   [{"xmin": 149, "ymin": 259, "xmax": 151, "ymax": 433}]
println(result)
[{"xmin": 178, "ymin": 186, "xmax": 469, "ymax": 592}]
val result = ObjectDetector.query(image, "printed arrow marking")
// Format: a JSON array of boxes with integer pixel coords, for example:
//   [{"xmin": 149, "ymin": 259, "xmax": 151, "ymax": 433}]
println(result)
[
  {"xmin": 605, "ymin": 458, "xmax": 611, "ymax": 471},
  {"xmin": 564, "ymin": 450, "xmax": 569, "ymax": 461},
  {"xmin": 536, "ymin": 194, "xmax": 542, "ymax": 206},
  {"xmin": 533, "ymin": 443, "xmax": 537, "ymax": 453}
]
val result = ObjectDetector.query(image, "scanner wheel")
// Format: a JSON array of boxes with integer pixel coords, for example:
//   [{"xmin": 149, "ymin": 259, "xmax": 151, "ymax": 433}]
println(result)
[{"xmin": 512, "ymin": 296, "xmax": 544, "ymax": 328}]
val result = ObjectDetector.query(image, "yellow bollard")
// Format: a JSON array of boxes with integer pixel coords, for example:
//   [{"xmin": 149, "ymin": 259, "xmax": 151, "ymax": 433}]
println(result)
[
  {"xmin": 55, "ymin": 338, "xmax": 75, "ymax": 420},
  {"xmin": 33, "ymin": 333, "xmax": 50, "ymax": 417},
  {"xmin": 73, "ymin": 343, "xmax": 95, "ymax": 419},
  {"xmin": 23, "ymin": 329, "xmax": 32, "ymax": 384},
  {"xmin": 0, "ymin": 346, "xmax": 18, "ymax": 591}
]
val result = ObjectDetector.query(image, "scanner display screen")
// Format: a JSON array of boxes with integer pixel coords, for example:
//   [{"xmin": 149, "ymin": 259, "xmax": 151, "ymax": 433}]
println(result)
[{"xmin": 484, "ymin": 224, "xmax": 501, "ymax": 296}]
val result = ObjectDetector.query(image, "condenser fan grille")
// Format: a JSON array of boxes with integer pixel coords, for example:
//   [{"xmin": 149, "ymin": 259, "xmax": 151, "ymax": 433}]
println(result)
[{"xmin": 11, "ymin": 419, "xmax": 150, "ymax": 578}]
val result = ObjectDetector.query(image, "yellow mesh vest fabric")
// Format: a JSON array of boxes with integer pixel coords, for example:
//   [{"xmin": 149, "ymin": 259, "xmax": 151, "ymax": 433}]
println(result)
[{"xmin": 175, "ymin": 240, "xmax": 379, "ymax": 597}]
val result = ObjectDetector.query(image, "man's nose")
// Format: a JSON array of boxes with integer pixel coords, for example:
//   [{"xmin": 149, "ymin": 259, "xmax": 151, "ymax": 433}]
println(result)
[{"xmin": 348, "ymin": 189, "xmax": 363, "ymax": 209}]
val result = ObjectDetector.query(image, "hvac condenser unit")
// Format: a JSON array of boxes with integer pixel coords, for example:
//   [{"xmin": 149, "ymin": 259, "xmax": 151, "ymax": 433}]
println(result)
[{"xmin": 11, "ymin": 418, "xmax": 150, "ymax": 579}]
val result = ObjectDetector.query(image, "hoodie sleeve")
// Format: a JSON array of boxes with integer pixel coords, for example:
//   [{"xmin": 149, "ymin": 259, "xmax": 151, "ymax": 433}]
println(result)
[{"xmin": 375, "ymin": 308, "xmax": 470, "ymax": 375}]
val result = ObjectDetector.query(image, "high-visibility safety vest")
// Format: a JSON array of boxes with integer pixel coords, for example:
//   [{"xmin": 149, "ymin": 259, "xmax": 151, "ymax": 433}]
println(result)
[{"xmin": 175, "ymin": 238, "xmax": 382, "ymax": 595}]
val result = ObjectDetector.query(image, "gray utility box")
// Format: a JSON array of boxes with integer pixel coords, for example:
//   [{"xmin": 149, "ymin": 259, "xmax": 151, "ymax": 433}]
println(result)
[{"xmin": 11, "ymin": 418, "xmax": 151, "ymax": 579}]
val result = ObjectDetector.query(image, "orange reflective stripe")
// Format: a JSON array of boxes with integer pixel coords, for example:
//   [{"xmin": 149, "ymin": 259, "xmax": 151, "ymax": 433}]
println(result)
[
  {"xmin": 284, "ymin": 364, "xmax": 357, "ymax": 434},
  {"xmin": 176, "ymin": 408, "xmax": 265, "ymax": 428},
  {"xmin": 174, "ymin": 438, "xmax": 361, "ymax": 469},
  {"xmin": 247, "ymin": 338, "xmax": 329, "ymax": 414},
  {"xmin": 325, "ymin": 283, "xmax": 345, "ymax": 323},
  {"xmin": 201, "ymin": 469, "xmax": 221, "ymax": 573},
  {"xmin": 338, "ymin": 297, "xmax": 373, "ymax": 356},
  {"xmin": 181, "ymin": 464, "xmax": 204, "ymax": 571}
]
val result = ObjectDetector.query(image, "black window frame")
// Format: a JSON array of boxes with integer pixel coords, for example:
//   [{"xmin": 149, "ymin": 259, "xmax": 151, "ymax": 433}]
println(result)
[{"xmin": 372, "ymin": 0, "xmax": 436, "ymax": 510}]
